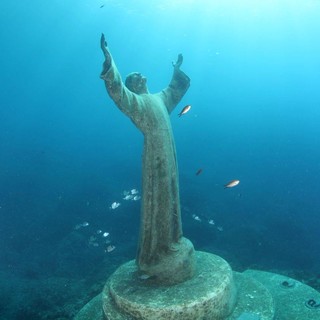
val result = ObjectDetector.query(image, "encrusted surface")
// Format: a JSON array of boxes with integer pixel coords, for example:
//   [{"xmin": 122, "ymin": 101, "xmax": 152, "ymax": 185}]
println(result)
[
  {"xmin": 244, "ymin": 270, "xmax": 320, "ymax": 320},
  {"xmin": 103, "ymin": 251, "xmax": 236, "ymax": 319},
  {"xmin": 74, "ymin": 293, "xmax": 104, "ymax": 320},
  {"xmin": 227, "ymin": 273, "xmax": 274, "ymax": 320}
]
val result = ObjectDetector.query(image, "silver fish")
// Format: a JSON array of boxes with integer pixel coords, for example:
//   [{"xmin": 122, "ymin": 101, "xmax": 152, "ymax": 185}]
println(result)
[
  {"xmin": 178, "ymin": 105, "xmax": 191, "ymax": 117},
  {"xmin": 224, "ymin": 179, "xmax": 240, "ymax": 188}
]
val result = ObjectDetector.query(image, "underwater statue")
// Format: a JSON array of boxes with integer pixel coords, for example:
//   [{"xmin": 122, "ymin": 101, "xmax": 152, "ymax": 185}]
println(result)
[
  {"xmin": 77, "ymin": 33, "xmax": 314, "ymax": 320},
  {"xmin": 100, "ymin": 33, "xmax": 195, "ymax": 284}
]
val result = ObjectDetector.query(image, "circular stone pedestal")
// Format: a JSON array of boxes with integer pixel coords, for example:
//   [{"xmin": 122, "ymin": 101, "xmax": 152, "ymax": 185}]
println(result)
[
  {"xmin": 102, "ymin": 252, "xmax": 237, "ymax": 320},
  {"xmin": 227, "ymin": 273, "xmax": 274, "ymax": 320},
  {"xmin": 244, "ymin": 270, "xmax": 320, "ymax": 320}
]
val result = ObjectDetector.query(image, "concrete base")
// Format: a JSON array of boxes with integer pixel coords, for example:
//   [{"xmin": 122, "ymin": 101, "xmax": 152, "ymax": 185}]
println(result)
[
  {"xmin": 74, "ymin": 274, "xmax": 275, "ymax": 320},
  {"xmin": 244, "ymin": 270, "xmax": 320, "ymax": 320},
  {"xmin": 227, "ymin": 273, "xmax": 274, "ymax": 320},
  {"xmin": 137, "ymin": 237, "xmax": 196, "ymax": 285},
  {"xmin": 102, "ymin": 252, "xmax": 236, "ymax": 319},
  {"xmin": 74, "ymin": 293, "xmax": 103, "ymax": 320},
  {"xmin": 75, "ymin": 255, "xmax": 320, "ymax": 319}
]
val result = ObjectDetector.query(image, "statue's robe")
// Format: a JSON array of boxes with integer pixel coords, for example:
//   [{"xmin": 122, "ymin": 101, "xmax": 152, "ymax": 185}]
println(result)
[{"xmin": 101, "ymin": 57, "xmax": 190, "ymax": 271}]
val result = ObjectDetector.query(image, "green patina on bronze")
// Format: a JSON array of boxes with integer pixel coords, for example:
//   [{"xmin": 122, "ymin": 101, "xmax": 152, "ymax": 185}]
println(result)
[{"xmin": 100, "ymin": 35, "xmax": 195, "ymax": 285}]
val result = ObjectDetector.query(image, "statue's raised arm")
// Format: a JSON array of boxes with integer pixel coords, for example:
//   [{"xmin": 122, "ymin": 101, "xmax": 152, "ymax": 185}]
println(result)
[
  {"xmin": 160, "ymin": 54, "xmax": 191, "ymax": 114},
  {"xmin": 100, "ymin": 33, "xmax": 111, "ymax": 72},
  {"xmin": 99, "ymin": 33, "xmax": 145, "ymax": 128}
]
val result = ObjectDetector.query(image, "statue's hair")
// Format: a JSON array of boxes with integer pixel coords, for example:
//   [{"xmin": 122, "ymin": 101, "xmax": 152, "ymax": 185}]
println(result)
[{"xmin": 125, "ymin": 72, "xmax": 140, "ymax": 92}]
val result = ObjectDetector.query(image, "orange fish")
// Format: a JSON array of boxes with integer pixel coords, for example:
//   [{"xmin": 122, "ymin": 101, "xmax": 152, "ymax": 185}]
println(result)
[
  {"xmin": 224, "ymin": 179, "xmax": 240, "ymax": 188},
  {"xmin": 178, "ymin": 105, "xmax": 191, "ymax": 117}
]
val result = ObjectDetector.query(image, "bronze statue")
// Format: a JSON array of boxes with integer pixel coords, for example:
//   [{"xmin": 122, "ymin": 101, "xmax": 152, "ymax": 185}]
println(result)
[{"xmin": 100, "ymin": 34, "xmax": 195, "ymax": 284}]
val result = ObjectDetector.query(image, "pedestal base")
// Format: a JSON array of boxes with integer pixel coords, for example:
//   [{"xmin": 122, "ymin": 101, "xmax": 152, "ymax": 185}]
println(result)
[
  {"xmin": 137, "ymin": 237, "xmax": 196, "ymax": 285},
  {"xmin": 227, "ymin": 273, "xmax": 274, "ymax": 320},
  {"xmin": 103, "ymin": 252, "xmax": 236, "ymax": 319},
  {"xmin": 244, "ymin": 270, "xmax": 320, "ymax": 320},
  {"xmin": 74, "ymin": 293, "xmax": 103, "ymax": 320},
  {"xmin": 76, "ymin": 253, "xmax": 320, "ymax": 319}
]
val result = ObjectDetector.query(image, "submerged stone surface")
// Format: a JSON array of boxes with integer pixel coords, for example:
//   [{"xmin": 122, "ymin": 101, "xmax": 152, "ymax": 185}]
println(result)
[
  {"xmin": 74, "ymin": 293, "xmax": 103, "ymax": 320},
  {"xmin": 244, "ymin": 270, "xmax": 320, "ymax": 320},
  {"xmin": 102, "ymin": 251, "xmax": 237, "ymax": 320},
  {"xmin": 227, "ymin": 273, "xmax": 274, "ymax": 320},
  {"xmin": 76, "ymin": 256, "xmax": 320, "ymax": 320}
]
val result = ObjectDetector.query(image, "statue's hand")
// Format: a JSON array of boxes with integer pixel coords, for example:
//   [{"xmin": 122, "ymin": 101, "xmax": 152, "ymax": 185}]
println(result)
[
  {"xmin": 100, "ymin": 33, "xmax": 108, "ymax": 54},
  {"xmin": 172, "ymin": 54, "xmax": 183, "ymax": 69},
  {"xmin": 100, "ymin": 33, "xmax": 112, "ymax": 77}
]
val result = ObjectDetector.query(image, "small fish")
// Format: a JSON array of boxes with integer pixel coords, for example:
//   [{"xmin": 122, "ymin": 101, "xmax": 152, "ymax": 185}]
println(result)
[
  {"xmin": 110, "ymin": 202, "xmax": 121, "ymax": 209},
  {"xmin": 74, "ymin": 221, "xmax": 90, "ymax": 230},
  {"xmin": 131, "ymin": 189, "xmax": 139, "ymax": 195},
  {"xmin": 123, "ymin": 194, "xmax": 133, "ymax": 200},
  {"xmin": 192, "ymin": 214, "xmax": 201, "ymax": 222},
  {"xmin": 139, "ymin": 274, "xmax": 151, "ymax": 280},
  {"xmin": 208, "ymin": 219, "xmax": 215, "ymax": 225},
  {"xmin": 106, "ymin": 245, "xmax": 116, "ymax": 253},
  {"xmin": 195, "ymin": 168, "xmax": 203, "ymax": 176},
  {"xmin": 102, "ymin": 232, "xmax": 109, "ymax": 237},
  {"xmin": 178, "ymin": 105, "xmax": 191, "ymax": 117},
  {"xmin": 100, "ymin": 5, "xmax": 105, "ymax": 8},
  {"xmin": 224, "ymin": 179, "xmax": 240, "ymax": 188},
  {"xmin": 133, "ymin": 195, "xmax": 141, "ymax": 201}
]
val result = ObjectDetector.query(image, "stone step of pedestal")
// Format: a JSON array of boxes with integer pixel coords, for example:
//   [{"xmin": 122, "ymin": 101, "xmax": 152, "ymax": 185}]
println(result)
[
  {"xmin": 102, "ymin": 252, "xmax": 238, "ymax": 320},
  {"xmin": 74, "ymin": 273, "xmax": 275, "ymax": 320},
  {"xmin": 74, "ymin": 256, "xmax": 276, "ymax": 320},
  {"xmin": 76, "ymin": 260, "xmax": 320, "ymax": 320},
  {"xmin": 227, "ymin": 272, "xmax": 274, "ymax": 320},
  {"xmin": 243, "ymin": 270, "xmax": 320, "ymax": 320},
  {"xmin": 74, "ymin": 293, "xmax": 104, "ymax": 320}
]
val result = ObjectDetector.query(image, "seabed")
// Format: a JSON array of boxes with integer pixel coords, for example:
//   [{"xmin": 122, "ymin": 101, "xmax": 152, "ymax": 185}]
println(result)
[{"xmin": 75, "ymin": 252, "xmax": 320, "ymax": 320}]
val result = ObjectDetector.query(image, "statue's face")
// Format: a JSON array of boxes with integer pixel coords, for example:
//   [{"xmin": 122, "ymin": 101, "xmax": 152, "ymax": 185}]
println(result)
[{"xmin": 125, "ymin": 72, "xmax": 149, "ymax": 94}]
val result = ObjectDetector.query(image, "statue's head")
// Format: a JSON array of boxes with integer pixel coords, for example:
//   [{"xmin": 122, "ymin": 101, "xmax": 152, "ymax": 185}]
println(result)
[{"xmin": 125, "ymin": 72, "xmax": 149, "ymax": 94}]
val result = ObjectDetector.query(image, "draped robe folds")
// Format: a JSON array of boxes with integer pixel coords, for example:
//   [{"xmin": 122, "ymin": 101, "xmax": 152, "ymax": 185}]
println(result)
[{"xmin": 101, "ymin": 56, "xmax": 195, "ymax": 282}]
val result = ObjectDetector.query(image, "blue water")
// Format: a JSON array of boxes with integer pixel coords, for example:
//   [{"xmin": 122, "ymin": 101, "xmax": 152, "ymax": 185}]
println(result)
[{"xmin": 1, "ymin": 1, "xmax": 320, "ymax": 318}]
